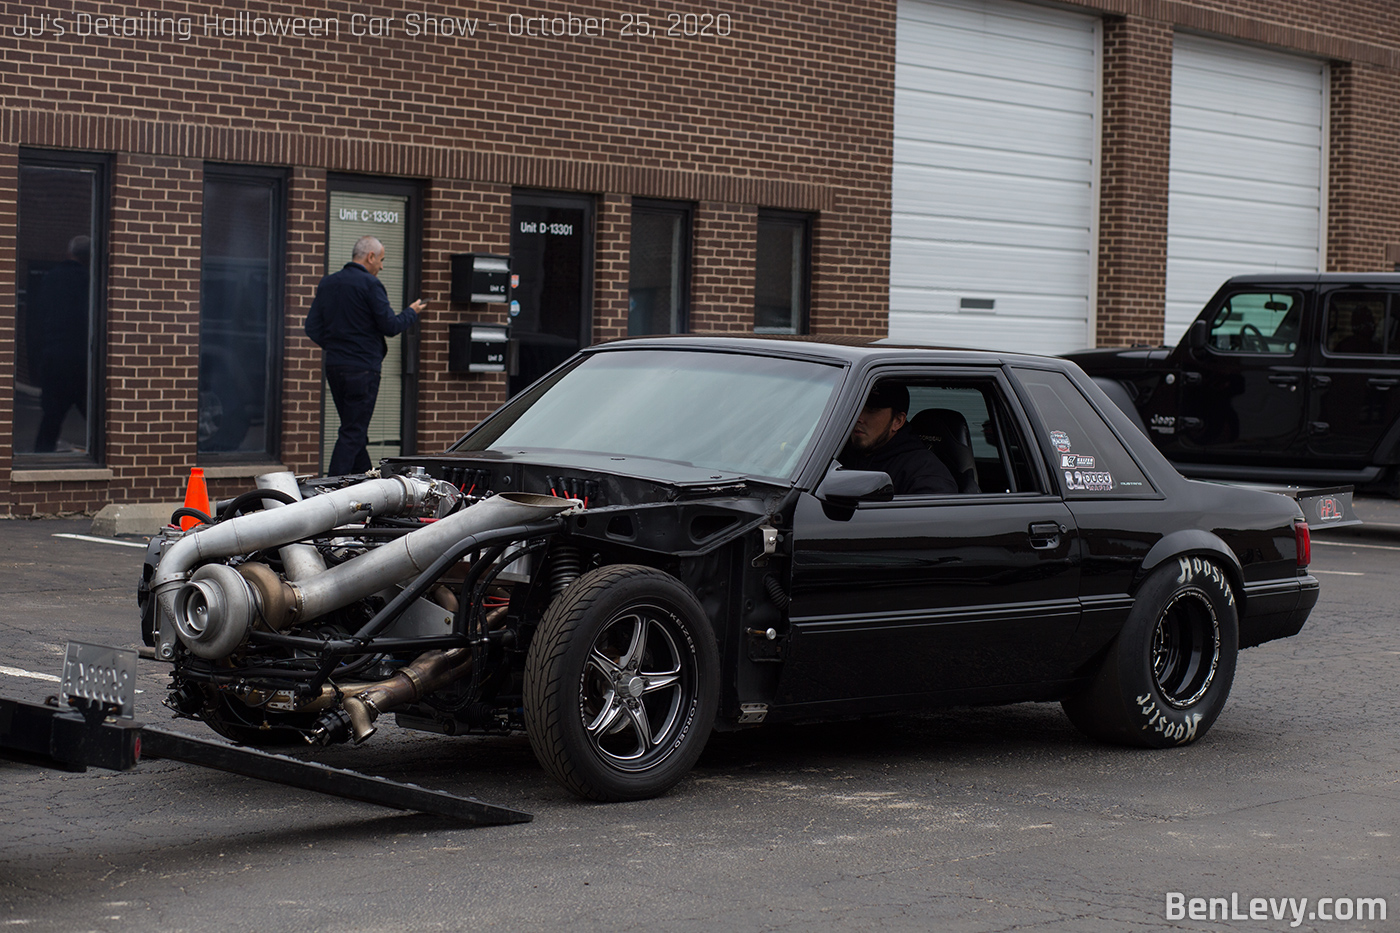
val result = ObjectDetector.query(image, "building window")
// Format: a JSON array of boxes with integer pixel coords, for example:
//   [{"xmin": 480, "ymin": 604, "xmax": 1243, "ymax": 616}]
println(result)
[
  {"xmin": 199, "ymin": 166, "xmax": 287, "ymax": 457},
  {"xmin": 628, "ymin": 200, "xmax": 691, "ymax": 335},
  {"xmin": 754, "ymin": 210, "xmax": 811, "ymax": 334},
  {"xmin": 14, "ymin": 151, "xmax": 109, "ymax": 463}
]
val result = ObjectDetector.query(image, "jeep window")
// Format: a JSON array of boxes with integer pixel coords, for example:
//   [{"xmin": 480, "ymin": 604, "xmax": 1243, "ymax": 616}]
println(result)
[
  {"xmin": 1012, "ymin": 369, "xmax": 1156, "ymax": 498},
  {"xmin": 1206, "ymin": 291, "xmax": 1301, "ymax": 355},
  {"xmin": 456, "ymin": 349, "xmax": 843, "ymax": 481},
  {"xmin": 1324, "ymin": 293, "xmax": 1394, "ymax": 356}
]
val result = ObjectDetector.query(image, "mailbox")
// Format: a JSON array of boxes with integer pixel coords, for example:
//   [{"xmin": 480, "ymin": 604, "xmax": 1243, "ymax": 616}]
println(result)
[
  {"xmin": 450, "ymin": 253, "xmax": 511, "ymax": 303},
  {"xmin": 448, "ymin": 323, "xmax": 509, "ymax": 373}
]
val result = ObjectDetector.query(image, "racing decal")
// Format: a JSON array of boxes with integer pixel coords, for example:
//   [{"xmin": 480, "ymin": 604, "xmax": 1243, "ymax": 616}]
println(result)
[
  {"xmin": 1136, "ymin": 694, "xmax": 1203, "ymax": 742},
  {"xmin": 1060, "ymin": 453, "xmax": 1095, "ymax": 469},
  {"xmin": 1063, "ymin": 469, "xmax": 1114, "ymax": 492},
  {"xmin": 1050, "ymin": 430, "xmax": 1072, "ymax": 452},
  {"xmin": 1175, "ymin": 556, "xmax": 1234, "ymax": 607}
]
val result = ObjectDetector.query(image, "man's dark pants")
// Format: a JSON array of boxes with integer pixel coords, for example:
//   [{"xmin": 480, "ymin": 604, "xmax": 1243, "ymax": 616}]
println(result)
[{"xmin": 326, "ymin": 366, "xmax": 380, "ymax": 475}]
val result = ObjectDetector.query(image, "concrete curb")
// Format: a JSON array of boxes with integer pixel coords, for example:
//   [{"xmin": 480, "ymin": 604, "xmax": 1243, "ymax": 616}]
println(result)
[{"xmin": 90, "ymin": 502, "xmax": 182, "ymax": 538}]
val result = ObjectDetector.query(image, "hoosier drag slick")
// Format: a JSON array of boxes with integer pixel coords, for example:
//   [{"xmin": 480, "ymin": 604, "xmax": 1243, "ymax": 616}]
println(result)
[{"xmin": 139, "ymin": 337, "xmax": 1318, "ymax": 801}]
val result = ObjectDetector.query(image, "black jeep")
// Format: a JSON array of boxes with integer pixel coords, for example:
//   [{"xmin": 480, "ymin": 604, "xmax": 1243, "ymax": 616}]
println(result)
[{"xmin": 1066, "ymin": 273, "xmax": 1400, "ymax": 492}]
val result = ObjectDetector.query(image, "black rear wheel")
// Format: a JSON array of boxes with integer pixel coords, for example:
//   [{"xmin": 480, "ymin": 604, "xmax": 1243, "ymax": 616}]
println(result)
[{"xmin": 1063, "ymin": 556, "xmax": 1238, "ymax": 747}]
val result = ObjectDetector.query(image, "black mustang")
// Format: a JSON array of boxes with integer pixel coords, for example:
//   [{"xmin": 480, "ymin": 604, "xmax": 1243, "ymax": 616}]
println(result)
[{"xmin": 140, "ymin": 336, "xmax": 1317, "ymax": 801}]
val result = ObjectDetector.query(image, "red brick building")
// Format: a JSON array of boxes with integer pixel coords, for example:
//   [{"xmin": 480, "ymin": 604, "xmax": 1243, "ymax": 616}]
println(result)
[{"xmin": 2, "ymin": 0, "xmax": 1400, "ymax": 516}]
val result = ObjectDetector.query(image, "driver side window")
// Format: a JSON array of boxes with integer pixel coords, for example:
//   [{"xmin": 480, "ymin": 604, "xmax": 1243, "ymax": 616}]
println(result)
[{"xmin": 1206, "ymin": 291, "xmax": 1301, "ymax": 355}]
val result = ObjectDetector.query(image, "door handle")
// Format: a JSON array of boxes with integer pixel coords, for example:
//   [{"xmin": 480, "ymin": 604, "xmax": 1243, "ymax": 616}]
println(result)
[
  {"xmin": 1028, "ymin": 522, "xmax": 1063, "ymax": 550},
  {"xmin": 1368, "ymin": 377, "xmax": 1399, "ymax": 391},
  {"xmin": 1311, "ymin": 374, "xmax": 1331, "ymax": 388},
  {"xmin": 1268, "ymin": 374, "xmax": 1299, "ymax": 391}
]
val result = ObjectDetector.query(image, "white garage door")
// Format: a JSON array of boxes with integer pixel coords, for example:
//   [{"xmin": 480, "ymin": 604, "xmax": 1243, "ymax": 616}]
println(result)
[
  {"xmin": 890, "ymin": 0, "xmax": 1099, "ymax": 354},
  {"xmin": 1165, "ymin": 35, "xmax": 1326, "ymax": 341}
]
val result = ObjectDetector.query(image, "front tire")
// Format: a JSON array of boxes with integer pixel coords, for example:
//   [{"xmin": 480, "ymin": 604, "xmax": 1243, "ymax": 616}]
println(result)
[
  {"xmin": 524, "ymin": 564, "xmax": 719, "ymax": 801},
  {"xmin": 1063, "ymin": 556, "xmax": 1238, "ymax": 747}
]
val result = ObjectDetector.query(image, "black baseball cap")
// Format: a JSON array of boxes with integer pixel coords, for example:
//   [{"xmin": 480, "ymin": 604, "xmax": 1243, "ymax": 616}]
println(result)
[{"xmin": 865, "ymin": 382, "xmax": 909, "ymax": 414}]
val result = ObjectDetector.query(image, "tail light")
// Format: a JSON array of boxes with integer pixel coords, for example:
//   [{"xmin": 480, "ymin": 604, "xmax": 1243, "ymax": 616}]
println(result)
[{"xmin": 1294, "ymin": 520, "xmax": 1311, "ymax": 569}]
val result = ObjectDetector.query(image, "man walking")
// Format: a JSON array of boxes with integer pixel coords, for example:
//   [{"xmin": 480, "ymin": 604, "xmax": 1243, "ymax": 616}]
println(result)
[{"xmin": 306, "ymin": 235, "xmax": 426, "ymax": 475}]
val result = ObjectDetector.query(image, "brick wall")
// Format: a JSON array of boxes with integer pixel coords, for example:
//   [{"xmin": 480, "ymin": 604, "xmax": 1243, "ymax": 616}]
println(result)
[
  {"xmin": 5, "ymin": 0, "xmax": 1400, "ymax": 513},
  {"xmin": 1096, "ymin": 16, "xmax": 1174, "ymax": 347},
  {"xmin": 1326, "ymin": 62, "xmax": 1400, "ymax": 273},
  {"xmin": 0, "ymin": 0, "xmax": 894, "ymax": 514}
]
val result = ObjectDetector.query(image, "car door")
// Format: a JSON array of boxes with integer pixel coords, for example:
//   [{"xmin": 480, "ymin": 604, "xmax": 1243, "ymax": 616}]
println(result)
[
  {"xmin": 777, "ymin": 369, "xmax": 1081, "ymax": 711},
  {"xmin": 1306, "ymin": 288, "xmax": 1400, "ymax": 463},
  {"xmin": 1171, "ymin": 288, "xmax": 1309, "ymax": 464}
]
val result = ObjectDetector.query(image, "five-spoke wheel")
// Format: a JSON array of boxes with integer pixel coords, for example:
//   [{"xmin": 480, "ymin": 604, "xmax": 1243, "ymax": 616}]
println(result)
[{"xmin": 525, "ymin": 564, "xmax": 718, "ymax": 800}]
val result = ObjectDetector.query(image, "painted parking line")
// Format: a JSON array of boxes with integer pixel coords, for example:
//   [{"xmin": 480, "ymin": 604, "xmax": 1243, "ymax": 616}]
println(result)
[
  {"xmin": 51, "ymin": 533, "xmax": 148, "ymax": 549},
  {"xmin": 0, "ymin": 665, "xmax": 61, "ymax": 683},
  {"xmin": 1313, "ymin": 570, "xmax": 1365, "ymax": 576},
  {"xmin": 1312, "ymin": 538, "xmax": 1400, "ymax": 552}
]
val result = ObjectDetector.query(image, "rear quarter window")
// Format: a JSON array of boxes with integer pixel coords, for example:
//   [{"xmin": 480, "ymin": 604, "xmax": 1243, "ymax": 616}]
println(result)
[{"xmin": 1012, "ymin": 368, "xmax": 1156, "ymax": 499}]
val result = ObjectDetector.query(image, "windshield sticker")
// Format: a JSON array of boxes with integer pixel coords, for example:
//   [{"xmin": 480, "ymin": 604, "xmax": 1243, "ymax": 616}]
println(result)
[
  {"xmin": 1060, "ymin": 453, "xmax": 1095, "ymax": 470},
  {"xmin": 1065, "ymin": 469, "xmax": 1114, "ymax": 492},
  {"xmin": 1050, "ymin": 430, "xmax": 1072, "ymax": 452}
]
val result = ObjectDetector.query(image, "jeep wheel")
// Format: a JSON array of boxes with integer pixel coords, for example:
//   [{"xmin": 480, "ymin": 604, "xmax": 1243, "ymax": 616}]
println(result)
[
  {"xmin": 524, "ymin": 564, "xmax": 718, "ymax": 801},
  {"xmin": 1062, "ymin": 556, "xmax": 1238, "ymax": 747}
]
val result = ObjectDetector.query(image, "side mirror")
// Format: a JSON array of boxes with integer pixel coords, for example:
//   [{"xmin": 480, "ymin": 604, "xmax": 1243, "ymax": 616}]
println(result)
[
  {"xmin": 1187, "ymin": 319, "xmax": 1208, "ymax": 352},
  {"xmin": 815, "ymin": 466, "xmax": 894, "ymax": 505}
]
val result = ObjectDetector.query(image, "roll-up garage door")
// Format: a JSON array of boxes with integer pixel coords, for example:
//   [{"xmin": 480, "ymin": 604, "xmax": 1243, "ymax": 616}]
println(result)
[
  {"xmin": 890, "ymin": 0, "xmax": 1099, "ymax": 354},
  {"xmin": 1165, "ymin": 35, "xmax": 1326, "ymax": 341}
]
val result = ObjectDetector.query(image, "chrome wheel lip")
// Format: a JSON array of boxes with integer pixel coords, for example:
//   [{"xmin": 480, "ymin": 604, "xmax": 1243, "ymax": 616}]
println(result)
[
  {"xmin": 579, "ymin": 603, "xmax": 695, "ymax": 773},
  {"xmin": 1152, "ymin": 587, "xmax": 1221, "ymax": 709}
]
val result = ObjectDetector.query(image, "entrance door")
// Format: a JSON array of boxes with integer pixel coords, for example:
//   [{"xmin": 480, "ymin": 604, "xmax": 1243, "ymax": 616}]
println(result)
[
  {"xmin": 321, "ymin": 180, "xmax": 422, "ymax": 471},
  {"xmin": 509, "ymin": 191, "xmax": 594, "ymax": 395}
]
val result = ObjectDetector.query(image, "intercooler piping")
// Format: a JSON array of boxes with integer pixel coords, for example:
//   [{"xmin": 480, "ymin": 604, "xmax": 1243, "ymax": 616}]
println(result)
[{"xmin": 157, "ymin": 474, "xmax": 577, "ymax": 661}]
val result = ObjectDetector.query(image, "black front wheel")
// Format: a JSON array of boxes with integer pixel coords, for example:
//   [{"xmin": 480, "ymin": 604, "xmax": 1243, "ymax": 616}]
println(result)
[
  {"xmin": 1063, "ymin": 556, "xmax": 1239, "ymax": 747},
  {"xmin": 524, "ymin": 565, "xmax": 719, "ymax": 801}
]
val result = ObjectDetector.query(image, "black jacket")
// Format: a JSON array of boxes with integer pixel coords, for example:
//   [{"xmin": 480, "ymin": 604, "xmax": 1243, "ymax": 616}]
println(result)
[
  {"xmin": 305, "ymin": 262, "xmax": 418, "ymax": 371},
  {"xmin": 838, "ymin": 425, "xmax": 958, "ymax": 496}
]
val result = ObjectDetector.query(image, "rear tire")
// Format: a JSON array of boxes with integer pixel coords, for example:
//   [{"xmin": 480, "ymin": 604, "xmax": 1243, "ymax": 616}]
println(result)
[
  {"xmin": 524, "ymin": 564, "xmax": 719, "ymax": 801},
  {"xmin": 1063, "ymin": 556, "xmax": 1238, "ymax": 747}
]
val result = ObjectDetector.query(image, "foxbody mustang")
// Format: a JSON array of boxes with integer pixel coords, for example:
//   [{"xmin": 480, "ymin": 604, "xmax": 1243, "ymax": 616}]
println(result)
[{"xmin": 140, "ymin": 337, "xmax": 1317, "ymax": 800}]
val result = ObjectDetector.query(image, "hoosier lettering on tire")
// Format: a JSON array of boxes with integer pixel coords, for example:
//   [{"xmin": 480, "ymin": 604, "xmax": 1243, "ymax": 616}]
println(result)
[
  {"xmin": 1062, "ymin": 555, "xmax": 1239, "ymax": 747},
  {"xmin": 523, "ymin": 564, "xmax": 719, "ymax": 802}
]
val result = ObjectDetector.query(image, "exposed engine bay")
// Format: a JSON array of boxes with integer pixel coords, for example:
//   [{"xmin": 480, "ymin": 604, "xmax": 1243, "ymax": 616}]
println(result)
[{"xmin": 137, "ymin": 461, "xmax": 785, "ymax": 799}]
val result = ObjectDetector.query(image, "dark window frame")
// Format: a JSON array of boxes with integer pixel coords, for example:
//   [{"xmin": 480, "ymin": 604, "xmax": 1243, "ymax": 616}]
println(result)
[
  {"xmin": 14, "ymin": 148, "xmax": 112, "ymax": 468},
  {"xmin": 198, "ymin": 163, "xmax": 289, "ymax": 462},
  {"xmin": 754, "ymin": 208, "xmax": 812, "ymax": 335},
  {"xmin": 325, "ymin": 173, "xmax": 426, "ymax": 457},
  {"xmin": 1321, "ymin": 291, "xmax": 1395, "ymax": 358},
  {"xmin": 628, "ymin": 198, "xmax": 693, "ymax": 335}
]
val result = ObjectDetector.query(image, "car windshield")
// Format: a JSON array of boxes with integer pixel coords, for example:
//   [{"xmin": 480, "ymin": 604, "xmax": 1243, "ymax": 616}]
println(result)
[{"xmin": 455, "ymin": 348, "xmax": 844, "ymax": 480}]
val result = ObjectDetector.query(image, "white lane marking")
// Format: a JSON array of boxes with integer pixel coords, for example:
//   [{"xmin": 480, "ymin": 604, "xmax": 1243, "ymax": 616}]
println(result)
[
  {"xmin": 1313, "ymin": 570, "xmax": 1365, "ymax": 576},
  {"xmin": 1312, "ymin": 539, "xmax": 1400, "ymax": 552},
  {"xmin": 0, "ymin": 665, "xmax": 61, "ymax": 683},
  {"xmin": 51, "ymin": 533, "xmax": 147, "ymax": 549}
]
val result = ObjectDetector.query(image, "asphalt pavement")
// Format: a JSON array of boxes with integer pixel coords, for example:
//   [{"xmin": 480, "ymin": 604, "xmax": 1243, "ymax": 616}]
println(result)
[{"xmin": 0, "ymin": 503, "xmax": 1396, "ymax": 933}]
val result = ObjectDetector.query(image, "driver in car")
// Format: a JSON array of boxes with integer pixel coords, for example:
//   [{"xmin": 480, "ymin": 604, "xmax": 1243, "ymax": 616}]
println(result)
[{"xmin": 838, "ymin": 382, "xmax": 957, "ymax": 496}]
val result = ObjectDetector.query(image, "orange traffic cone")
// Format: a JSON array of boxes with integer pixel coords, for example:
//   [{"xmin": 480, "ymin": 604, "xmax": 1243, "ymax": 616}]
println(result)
[{"xmin": 180, "ymin": 467, "xmax": 211, "ymax": 531}]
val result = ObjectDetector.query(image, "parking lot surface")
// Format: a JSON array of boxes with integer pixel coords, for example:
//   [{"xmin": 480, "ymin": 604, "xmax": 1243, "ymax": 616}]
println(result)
[{"xmin": 1, "ymin": 509, "xmax": 1396, "ymax": 933}]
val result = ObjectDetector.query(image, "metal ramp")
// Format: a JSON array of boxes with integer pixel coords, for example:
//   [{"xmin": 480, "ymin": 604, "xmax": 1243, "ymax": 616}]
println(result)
[{"xmin": 0, "ymin": 641, "xmax": 532, "ymax": 827}]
